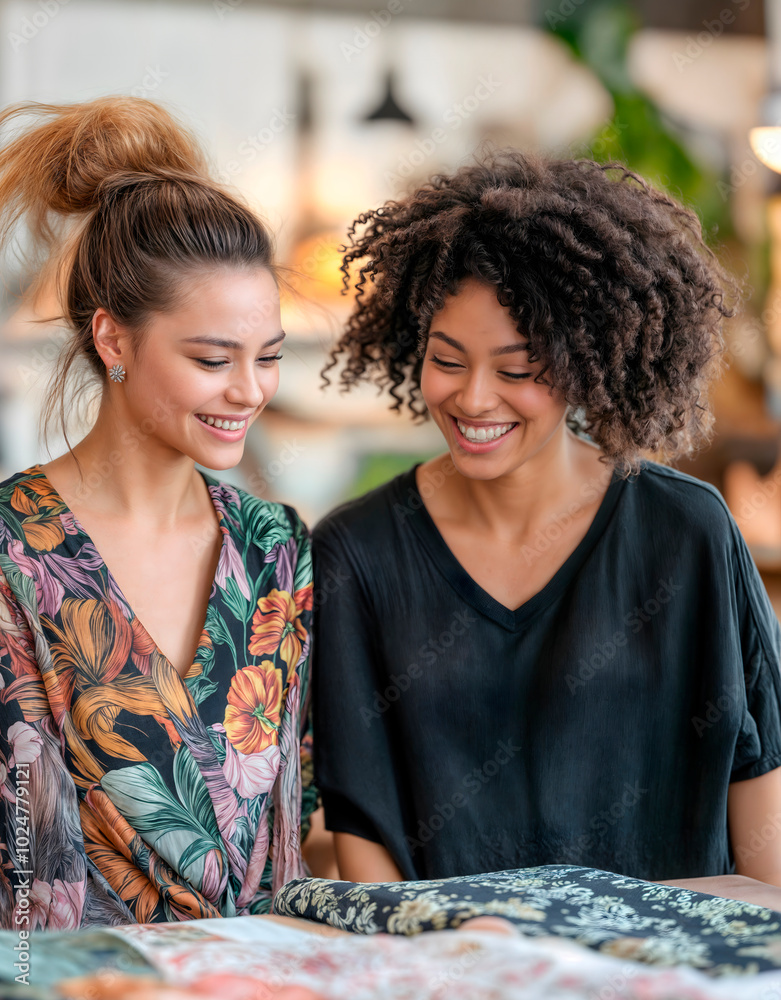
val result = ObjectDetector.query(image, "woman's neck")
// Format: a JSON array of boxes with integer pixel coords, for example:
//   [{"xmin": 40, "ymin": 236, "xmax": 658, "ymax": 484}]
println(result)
[
  {"xmin": 423, "ymin": 428, "xmax": 613, "ymax": 544},
  {"xmin": 40, "ymin": 406, "xmax": 207, "ymax": 529}
]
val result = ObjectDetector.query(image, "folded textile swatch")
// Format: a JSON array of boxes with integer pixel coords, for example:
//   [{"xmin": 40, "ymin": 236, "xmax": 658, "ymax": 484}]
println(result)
[{"xmin": 273, "ymin": 864, "xmax": 781, "ymax": 976}]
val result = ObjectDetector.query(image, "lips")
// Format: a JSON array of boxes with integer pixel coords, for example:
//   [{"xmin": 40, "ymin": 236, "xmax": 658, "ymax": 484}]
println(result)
[
  {"xmin": 455, "ymin": 419, "xmax": 516, "ymax": 443},
  {"xmin": 196, "ymin": 414, "xmax": 248, "ymax": 431},
  {"xmin": 195, "ymin": 413, "xmax": 253, "ymax": 442},
  {"xmin": 449, "ymin": 415, "xmax": 519, "ymax": 452}
]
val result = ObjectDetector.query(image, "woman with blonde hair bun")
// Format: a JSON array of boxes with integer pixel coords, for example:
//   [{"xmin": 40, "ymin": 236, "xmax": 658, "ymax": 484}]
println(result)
[{"xmin": 0, "ymin": 96, "xmax": 317, "ymax": 928}]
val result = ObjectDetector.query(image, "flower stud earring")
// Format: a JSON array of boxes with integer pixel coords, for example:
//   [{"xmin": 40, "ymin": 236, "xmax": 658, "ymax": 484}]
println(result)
[{"xmin": 109, "ymin": 364, "xmax": 126, "ymax": 383}]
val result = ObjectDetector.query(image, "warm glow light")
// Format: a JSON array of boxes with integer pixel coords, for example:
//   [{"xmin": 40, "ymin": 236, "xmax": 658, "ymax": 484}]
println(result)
[
  {"xmin": 284, "ymin": 232, "xmax": 346, "ymax": 302},
  {"xmin": 749, "ymin": 127, "xmax": 781, "ymax": 173}
]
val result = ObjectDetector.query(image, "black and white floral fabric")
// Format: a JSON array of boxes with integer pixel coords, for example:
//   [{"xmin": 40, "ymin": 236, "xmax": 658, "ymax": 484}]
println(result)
[{"xmin": 274, "ymin": 865, "xmax": 781, "ymax": 976}]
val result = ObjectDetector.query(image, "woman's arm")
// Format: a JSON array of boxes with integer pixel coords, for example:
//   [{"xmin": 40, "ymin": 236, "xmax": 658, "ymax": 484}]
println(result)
[
  {"xmin": 724, "ymin": 520, "xmax": 781, "ymax": 887},
  {"xmin": 656, "ymin": 769, "xmax": 781, "ymax": 907},
  {"xmin": 728, "ymin": 766, "xmax": 781, "ymax": 885},
  {"xmin": 334, "ymin": 832, "xmax": 404, "ymax": 882},
  {"xmin": 302, "ymin": 806, "xmax": 338, "ymax": 879}
]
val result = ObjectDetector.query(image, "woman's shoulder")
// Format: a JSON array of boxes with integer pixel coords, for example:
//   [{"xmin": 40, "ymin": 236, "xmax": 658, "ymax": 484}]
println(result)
[
  {"xmin": 312, "ymin": 466, "xmax": 416, "ymax": 551},
  {"xmin": 199, "ymin": 471, "xmax": 307, "ymax": 547},
  {"xmin": 629, "ymin": 460, "xmax": 734, "ymax": 534},
  {"xmin": 0, "ymin": 465, "xmax": 59, "ymax": 540},
  {"xmin": 634, "ymin": 462, "xmax": 781, "ymax": 647},
  {"xmin": 0, "ymin": 465, "xmax": 48, "ymax": 500}
]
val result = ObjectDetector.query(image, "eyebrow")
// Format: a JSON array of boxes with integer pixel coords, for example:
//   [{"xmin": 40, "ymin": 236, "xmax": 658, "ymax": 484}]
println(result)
[
  {"xmin": 181, "ymin": 330, "xmax": 286, "ymax": 350},
  {"xmin": 429, "ymin": 331, "xmax": 529, "ymax": 356}
]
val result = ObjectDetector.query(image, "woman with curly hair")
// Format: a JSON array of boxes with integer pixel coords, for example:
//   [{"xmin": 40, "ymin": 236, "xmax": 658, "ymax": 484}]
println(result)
[{"xmin": 312, "ymin": 150, "xmax": 781, "ymax": 887}]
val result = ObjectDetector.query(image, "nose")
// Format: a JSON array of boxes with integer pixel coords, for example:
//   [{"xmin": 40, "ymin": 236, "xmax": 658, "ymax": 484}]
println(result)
[
  {"xmin": 454, "ymin": 367, "xmax": 499, "ymax": 417},
  {"xmin": 225, "ymin": 361, "xmax": 265, "ymax": 409}
]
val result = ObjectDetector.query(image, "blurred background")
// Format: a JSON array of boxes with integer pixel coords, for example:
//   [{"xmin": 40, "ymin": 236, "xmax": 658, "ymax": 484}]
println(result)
[{"xmin": 0, "ymin": 0, "xmax": 780, "ymax": 600}]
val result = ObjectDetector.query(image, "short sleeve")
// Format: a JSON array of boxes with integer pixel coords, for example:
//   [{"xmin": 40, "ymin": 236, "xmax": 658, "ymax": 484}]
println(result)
[
  {"xmin": 730, "ymin": 524, "xmax": 781, "ymax": 782},
  {"xmin": 311, "ymin": 519, "xmax": 400, "ymax": 851},
  {"xmin": 0, "ymin": 569, "xmax": 89, "ymax": 930}
]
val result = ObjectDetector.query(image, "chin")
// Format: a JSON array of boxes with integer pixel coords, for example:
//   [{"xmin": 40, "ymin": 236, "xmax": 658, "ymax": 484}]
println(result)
[
  {"xmin": 201, "ymin": 453, "xmax": 244, "ymax": 472},
  {"xmin": 450, "ymin": 453, "xmax": 515, "ymax": 481},
  {"xmin": 185, "ymin": 444, "xmax": 245, "ymax": 472}
]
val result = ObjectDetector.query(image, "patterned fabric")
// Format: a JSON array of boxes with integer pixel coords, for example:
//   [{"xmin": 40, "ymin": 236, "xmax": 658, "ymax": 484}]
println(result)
[
  {"xmin": 0, "ymin": 928, "xmax": 155, "ymax": 993},
  {"xmin": 0, "ymin": 464, "xmax": 316, "ymax": 929},
  {"xmin": 273, "ymin": 865, "xmax": 781, "ymax": 976},
  {"xmin": 8, "ymin": 917, "xmax": 781, "ymax": 1000}
]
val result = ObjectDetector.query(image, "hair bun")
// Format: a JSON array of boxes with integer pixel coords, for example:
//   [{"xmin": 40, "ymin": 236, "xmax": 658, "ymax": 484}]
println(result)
[{"xmin": 0, "ymin": 95, "xmax": 210, "ymax": 253}]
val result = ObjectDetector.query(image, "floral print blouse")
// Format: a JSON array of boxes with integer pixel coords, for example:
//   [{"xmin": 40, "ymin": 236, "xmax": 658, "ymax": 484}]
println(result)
[{"xmin": 0, "ymin": 465, "xmax": 316, "ymax": 929}]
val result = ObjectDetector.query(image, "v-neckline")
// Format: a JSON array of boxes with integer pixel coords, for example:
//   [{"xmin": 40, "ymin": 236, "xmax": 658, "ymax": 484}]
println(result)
[
  {"xmin": 402, "ymin": 462, "xmax": 626, "ymax": 632},
  {"xmin": 28, "ymin": 463, "xmax": 226, "ymax": 682}
]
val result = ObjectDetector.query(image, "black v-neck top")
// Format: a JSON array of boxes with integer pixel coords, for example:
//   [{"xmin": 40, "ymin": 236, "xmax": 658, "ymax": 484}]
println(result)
[
  {"xmin": 406, "ymin": 464, "xmax": 625, "ymax": 631},
  {"xmin": 311, "ymin": 460, "xmax": 781, "ymax": 881}
]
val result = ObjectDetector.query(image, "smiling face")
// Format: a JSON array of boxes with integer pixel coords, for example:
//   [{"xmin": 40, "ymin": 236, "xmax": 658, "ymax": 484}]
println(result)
[
  {"xmin": 420, "ymin": 277, "xmax": 570, "ymax": 481},
  {"xmin": 94, "ymin": 267, "xmax": 282, "ymax": 471}
]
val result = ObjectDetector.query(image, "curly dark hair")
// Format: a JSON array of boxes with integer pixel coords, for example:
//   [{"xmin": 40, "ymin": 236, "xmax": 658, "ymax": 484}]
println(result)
[{"xmin": 322, "ymin": 149, "xmax": 740, "ymax": 474}]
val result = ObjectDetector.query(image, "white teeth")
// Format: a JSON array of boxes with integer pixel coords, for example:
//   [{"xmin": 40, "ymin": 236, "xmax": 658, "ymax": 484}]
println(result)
[
  {"xmin": 197, "ymin": 414, "xmax": 246, "ymax": 430},
  {"xmin": 457, "ymin": 421, "xmax": 514, "ymax": 443}
]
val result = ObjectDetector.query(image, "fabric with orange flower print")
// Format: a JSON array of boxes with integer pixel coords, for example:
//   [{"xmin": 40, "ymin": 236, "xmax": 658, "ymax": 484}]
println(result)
[
  {"xmin": 249, "ymin": 589, "xmax": 310, "ymax": 685},
  {"xmin": 224, "ymin": 660, "xmax": 283, "ymax": 754},
  {"xmin": 0, "ymin": 465, "xmax": 316, "ymax": 930}
]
